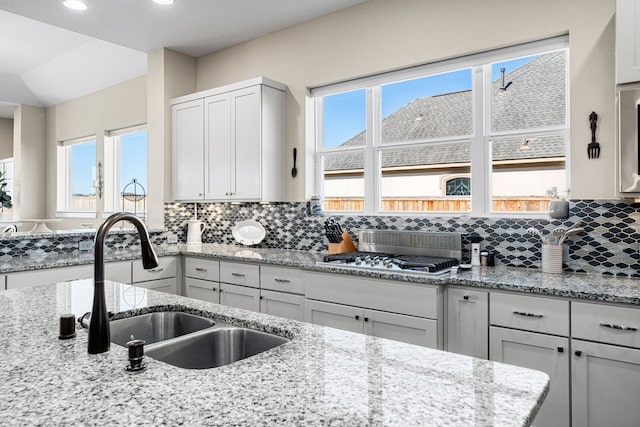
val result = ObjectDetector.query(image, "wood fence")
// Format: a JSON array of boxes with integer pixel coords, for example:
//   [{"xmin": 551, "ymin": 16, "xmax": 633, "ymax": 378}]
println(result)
[{"xmin": 324, "ymin": 197, "xmax": 552, "ymax": 213}]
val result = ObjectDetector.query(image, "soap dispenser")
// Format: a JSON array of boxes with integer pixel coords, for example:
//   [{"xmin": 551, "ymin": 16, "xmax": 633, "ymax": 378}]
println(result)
[{"xmin": 470, "ymin": 234, "xmax": 482, "ymax": 266}]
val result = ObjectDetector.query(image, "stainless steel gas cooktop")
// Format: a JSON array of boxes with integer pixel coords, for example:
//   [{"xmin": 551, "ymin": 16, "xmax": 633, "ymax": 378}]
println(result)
[{"xmin": 318, "ymin": 230, "xmax": 462, "ymax": 275}]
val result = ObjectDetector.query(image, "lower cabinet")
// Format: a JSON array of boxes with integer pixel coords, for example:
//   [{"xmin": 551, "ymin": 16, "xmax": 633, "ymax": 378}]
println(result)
[
  {"xmin": 260, "ymin": 289, "xmax": 304, "ymax": 321},
  {"xmin": 220, "ymin": 282, "xmax": 260, "ymax": 311},
  {"xmin": 6, "ymin": 261, "xmax": 132, "ymax": 290},
  {"xmin": 447, "ymin": 287, "xmax": 488, "ymax": 358},
  {"xmin": 305, "ymin": 299, "xmax": 438, "ymax": 347},
  {"xmin": 490, "ymin": 326, "xmax": 570, "ymax": 427},
  {"xmin": 304, "ymin": 271, "xmax": 443, "ymax": 348},
  {"xmin": 570, "ymin": 301, "xmax": 640, "ymax": 427},
  {"xmin": 132, "ymin": 256, "xmax": 178, "ymax": 294},
  {"xmin": 185, "ymin": 277, "xmax": 220, "ymax": 303},
  {"xmin": 571, "ymin": 339, "xmax": 640, "ymax": 427}
]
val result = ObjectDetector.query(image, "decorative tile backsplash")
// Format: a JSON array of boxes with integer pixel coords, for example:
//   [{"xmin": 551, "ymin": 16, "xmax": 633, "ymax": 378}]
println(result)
[{"xmin": 164, "ymin": 200, "xmax": 640, "ymax": 277}]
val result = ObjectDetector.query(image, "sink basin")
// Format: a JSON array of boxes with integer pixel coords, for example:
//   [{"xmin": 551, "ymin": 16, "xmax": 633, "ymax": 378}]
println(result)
[
  {"xmin": 109, "ymin": 311, "xmax": 216, "ymax": 347},
  {"xmin": 145, "ymin": 326, "xmax": 289, "ymax": 369}
]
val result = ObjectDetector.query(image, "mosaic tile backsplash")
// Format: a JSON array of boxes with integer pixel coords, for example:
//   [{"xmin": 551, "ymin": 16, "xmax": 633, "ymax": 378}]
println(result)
[{"xmin": 164, "ymin": 200, "xmax": 640, "ymax": 277}]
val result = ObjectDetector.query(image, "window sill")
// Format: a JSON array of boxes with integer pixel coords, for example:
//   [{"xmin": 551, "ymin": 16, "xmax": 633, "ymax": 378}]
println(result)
[{"xmin": 55, "ymin": 211, "xmax": 97, "ymax": 219}]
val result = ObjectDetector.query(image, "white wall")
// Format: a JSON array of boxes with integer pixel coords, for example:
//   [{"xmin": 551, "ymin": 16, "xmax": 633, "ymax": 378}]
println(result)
[
  {"xmin": 0, "ymin": 118, "xmax": 13, "ymax": 159},
  {"xmin": 146, "ymin": 48, "xmax": 196, "ymax": 229},
  {"xmin": 45, "ymin": 75, "xmax": 147, "ymax": 229},
  {"xmin": 14, "ymin": 105, "xmax": 46, "ymax": 221},
  {"xmin": 194, "ymin": 0, "xmax": 616, "ymax": 201}
]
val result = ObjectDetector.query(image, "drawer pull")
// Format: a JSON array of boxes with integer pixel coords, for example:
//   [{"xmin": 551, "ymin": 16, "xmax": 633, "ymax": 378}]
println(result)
[
  {"xmin": 364, "ymin": 317, "xmax": 369, "ymax": 322},
  {"xmin": 231, "ymin": 272, "xmax": 245, "ymax": 277},
  {"xmin": 212, "ymin": 287, "xmax": 217, "ymax": 292},
  {"xmin": 557, "ymin": 347, "xmax": 564, "ymax": 353},
  {"xmin": 513, "ymin": 310, "xmax": 544, "ymax": 318},
  {"xmin": 148, "ymin": 267, "xmax": 164, "ymax": 273},
  {"xmin": 195, "ymin": 267, "xmax": 208, "ymax": 272},
  {"xmin": 599, "ymin": 323, "xmax": 638, "ymax": 332},
  {"xmin": 274, "ymin": 278, "xmax": 291, "ymax": 283},
  {"xmin": 355, "ymin": 315, "xmax": 360, "ymax": 320},
  {"xmin": 575, "ymin": 350, "xmax": 582, "ymax": 357},
  {"xmin": 463, "ymin": 295, "xmax": 469, "ymax": 300}
]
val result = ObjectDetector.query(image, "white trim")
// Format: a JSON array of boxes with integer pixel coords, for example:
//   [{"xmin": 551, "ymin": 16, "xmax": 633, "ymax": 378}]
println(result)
[
  {"xmin": 55, "ymin": 211, "xmax": 97, "ymax": 219},
  {"xmin": 311, "ymin": 35, "xmax": 569, "ymax": 97}
]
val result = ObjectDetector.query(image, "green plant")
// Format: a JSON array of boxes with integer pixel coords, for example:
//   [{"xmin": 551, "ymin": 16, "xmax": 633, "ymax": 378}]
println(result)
[{"xmin": 0, "ymin": 171, "xmax": 12, "ymax": 209}]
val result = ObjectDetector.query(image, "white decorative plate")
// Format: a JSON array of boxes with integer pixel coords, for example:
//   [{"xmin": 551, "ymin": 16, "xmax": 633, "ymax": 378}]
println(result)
[{"xmin": 232, "ymin": 220, "xmax": 266, "ymax": 246}]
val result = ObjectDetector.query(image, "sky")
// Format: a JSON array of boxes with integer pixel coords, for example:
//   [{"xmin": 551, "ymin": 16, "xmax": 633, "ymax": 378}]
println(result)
[
  {"xmin": 323, "ymin": 55, "xmax": 537, "ymax": 149},
  {"xmin": 71, "ymin": 130, "xmax": 147, "ymax": 196}
]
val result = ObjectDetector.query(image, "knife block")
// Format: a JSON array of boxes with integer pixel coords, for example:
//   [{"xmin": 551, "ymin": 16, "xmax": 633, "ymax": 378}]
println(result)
[{"xmin": 328, "ymin": 229, "xmax": 357, "ymax": 255}]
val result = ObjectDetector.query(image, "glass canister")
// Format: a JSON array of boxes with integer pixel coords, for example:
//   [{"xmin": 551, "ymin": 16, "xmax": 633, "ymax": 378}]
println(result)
[{"xmin": 310, "ymin": 196, "xmax": 324, "ymax": 216}]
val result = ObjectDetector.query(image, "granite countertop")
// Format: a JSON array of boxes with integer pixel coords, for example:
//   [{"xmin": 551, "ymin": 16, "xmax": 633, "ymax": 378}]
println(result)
[
  {"xmin": 0, "ymin": 280, "xmax": 549, "ymax": 426},
  {"xmin": 2, "ymin": 242, "xmax": 640, "ymax": 305}
]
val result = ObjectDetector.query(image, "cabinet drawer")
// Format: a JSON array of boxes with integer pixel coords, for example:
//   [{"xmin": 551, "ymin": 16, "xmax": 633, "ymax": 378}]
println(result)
[
  {"xmin": 490, "ymin": 292, "xmax": 569, "ymax": 336},
  {"xmin": 305, "ymin": 272, "xmax": 441, "ymax": 319},
  {"xmin": 220, "ymin": 261, "xmax": 259, "ymax": 288},
  {"xmin": 260, "ymin": 266, "xmax": 304, "ymax": 294},
  {"xmin": 572, "ymin": 302, "xmax": 640, "ymax": 348},
  {"xmin": 132, "ymin": 256, "xmax": 177, "ymax": 282},
  {"xmin": 135, "ymin": 277, "xmax": 177, "ymax": 294},
  {"xmin": 7, "ymin": 264, "xmax": 93, "ymax": 289},
  {"xmin": 184, "ymin": 257, "xmax": 220, "ymax": 282}
]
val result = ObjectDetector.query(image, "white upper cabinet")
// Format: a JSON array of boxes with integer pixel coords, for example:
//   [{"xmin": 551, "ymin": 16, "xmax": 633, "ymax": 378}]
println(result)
[
  {"xmin": 171, "ymin": 77, "xmax": 286, "ymax": 202},
  {"xmin": 616, "ymin": 0, "xmax": 640, "ymax": 84},
  {"xmin": 172, "ymin": 99, "xmax": 205, "ymax": 200}
]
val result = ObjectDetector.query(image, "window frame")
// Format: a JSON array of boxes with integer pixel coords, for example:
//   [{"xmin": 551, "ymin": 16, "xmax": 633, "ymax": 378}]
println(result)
[
  {"xmin": 103, "ymin": 124, "xmax": 148, "ymax": 218},
  {"xmin": 56, "ymin": 135, "xmax": 98, "ymax": 217},
  {"xmin": 311, "ymin": 36, "xmax": 569, "ymax": 217}
]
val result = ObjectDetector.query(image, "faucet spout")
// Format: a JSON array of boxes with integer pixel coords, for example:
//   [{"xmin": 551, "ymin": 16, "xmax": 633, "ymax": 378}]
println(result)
[{"xmin": 88, "ymin": 212, "xmax": 159, "ymax": 354}]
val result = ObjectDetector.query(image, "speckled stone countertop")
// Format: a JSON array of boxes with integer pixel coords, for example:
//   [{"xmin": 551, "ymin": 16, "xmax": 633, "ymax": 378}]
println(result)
[
  {"xmin": 0, "ymin": 280, "xmax": 548, "ymax": 426},
  {"xmin": 2, "ymin": 242, "xmax": 640, "ymax": 305}
]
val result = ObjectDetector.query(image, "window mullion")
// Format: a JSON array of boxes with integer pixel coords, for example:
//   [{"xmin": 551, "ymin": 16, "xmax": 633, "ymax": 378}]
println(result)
[
  {"xmin": 364, "ymin": 87, "xmax": 378, "ymax": 214},
  {"xmin": 470, "ymin": 65, "xmax": 487, "ymax": 217},
  {"xmin": 369, "ymin": 86, "xmax": 381, "ymax": 214}
]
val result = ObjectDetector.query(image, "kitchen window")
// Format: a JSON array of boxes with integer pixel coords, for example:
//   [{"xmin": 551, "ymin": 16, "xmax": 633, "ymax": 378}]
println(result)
[
  {"xmin": 56, "ymin": 125, "xmax": 148, "ymax": 219},
  {"xmin": 56, "ymin": 136, "xmax": 97, "ymax": 214},
  {"xmin": 312, "ymin": 36, "xmax": 569, "ymax": 216},
  {"xmin": 103, "ymin": 125, "xmax": 148, "ymax": 218}
]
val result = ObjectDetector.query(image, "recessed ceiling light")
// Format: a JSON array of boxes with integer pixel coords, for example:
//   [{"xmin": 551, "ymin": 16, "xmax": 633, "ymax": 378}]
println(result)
[
  {"xmin": 63, "ymin": 0, "xmax": 88, "ymax": 10},
  {"xmin": 153, "ymin": 0, "xmax": 174, "ymax": 4}
]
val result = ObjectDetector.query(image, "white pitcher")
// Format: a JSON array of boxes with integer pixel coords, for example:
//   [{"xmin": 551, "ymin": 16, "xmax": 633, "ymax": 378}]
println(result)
[{"xmin": 186, "ymin": 220, "xmax": 206, "ymax": 245}]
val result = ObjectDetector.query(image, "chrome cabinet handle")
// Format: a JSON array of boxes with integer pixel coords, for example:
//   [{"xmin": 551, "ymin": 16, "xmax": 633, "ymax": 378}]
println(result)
[
  {"xmin": 600, "ymin": 323, "xmax": 638, "ymax": 332},
  {"xmin": 231, "ymin": 272, "xmax": 245, "ymax": 277},
  {"xmin": 274, "ymin": 278, "xmax": 290, "ymax": 283},
  {"xmin": 513, "ymin": 310, "xmax": 544, "ymax": 318}
]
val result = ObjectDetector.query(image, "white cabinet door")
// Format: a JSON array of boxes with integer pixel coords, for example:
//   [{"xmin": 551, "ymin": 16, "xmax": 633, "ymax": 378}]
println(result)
[
  {"xmin": 572, "ymin": 339, "xmax": 640, "ymax": 427},
  {"xmin": 185, "ymin": 277, "xmax": 220, "ymax": 304},
  {"xmin": 172, "ymin": 99, "xmax": 204, "ymax": 200},
  {"xmin": 304, "ymin": 299, "xmax": 362, "ymax": 334},
  {"xmin": 220, "ymin": 283, "xmax": 260, "ymax": 312},
  {"xmin": 231, "ymin": 86, "xmax": 261, "ymax": 200},
  {"xmin": 447, "ymin": 287, "xmax": 488, "ymax": 358},
  {"xmin": 490, "ymin": 326, "xmax": 569, "ymax": 427},
  {"xmin": 616, "ymin": 0, "xmax": 640, "ymax": 84},
  {"xmin": 363, "ymin": 308, "xmax": 438, "ymax": 348},
  {"xmin": 260, "ymin": 289, "xmax": 304, "ymax": 321},
  {"xmin": 205, "ymin": 93, "xmax": 232, "ymax": 200}
]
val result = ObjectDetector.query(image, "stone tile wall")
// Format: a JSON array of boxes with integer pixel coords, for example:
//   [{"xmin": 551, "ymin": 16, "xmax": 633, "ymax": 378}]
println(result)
[{"xmin": 164, "ymin": 200, "xmax": 640, "ymax": 277}]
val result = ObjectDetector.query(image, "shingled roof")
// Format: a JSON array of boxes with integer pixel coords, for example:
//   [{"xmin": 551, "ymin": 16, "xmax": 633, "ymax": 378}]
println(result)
[{"xmin": 326, "ymin": 51, "xmax": 566, "ymax": 171}]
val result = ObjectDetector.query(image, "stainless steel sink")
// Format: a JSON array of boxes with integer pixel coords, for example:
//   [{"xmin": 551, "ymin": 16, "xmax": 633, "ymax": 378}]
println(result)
[
  {"xmin": 145, "ymin": 326, "xmax": 290, "ymax": 369},
  {"xmin": 110, "ymin": 311, "xmax": 216, "ymax": 347}
]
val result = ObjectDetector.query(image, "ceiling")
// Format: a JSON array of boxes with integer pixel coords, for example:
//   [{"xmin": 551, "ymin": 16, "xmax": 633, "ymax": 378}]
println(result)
[{"xmin": 0, "ymin": 0, "xmax": 366, "ymax": 118}]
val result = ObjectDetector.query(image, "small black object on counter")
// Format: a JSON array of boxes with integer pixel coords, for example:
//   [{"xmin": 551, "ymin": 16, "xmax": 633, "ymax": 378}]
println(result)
[
  {"xmin": 126, "ymin": 339, "xmax": 146, "ymax": 372},
  {"xmin": 58, "ymin": 314, "xmax": 76, "ymax": 340}
]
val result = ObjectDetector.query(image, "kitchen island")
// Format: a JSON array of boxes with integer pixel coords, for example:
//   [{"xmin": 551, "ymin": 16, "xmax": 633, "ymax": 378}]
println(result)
[{"xmin": 0, "ymin": 279, "xmax": 548, "ymax": 426}]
